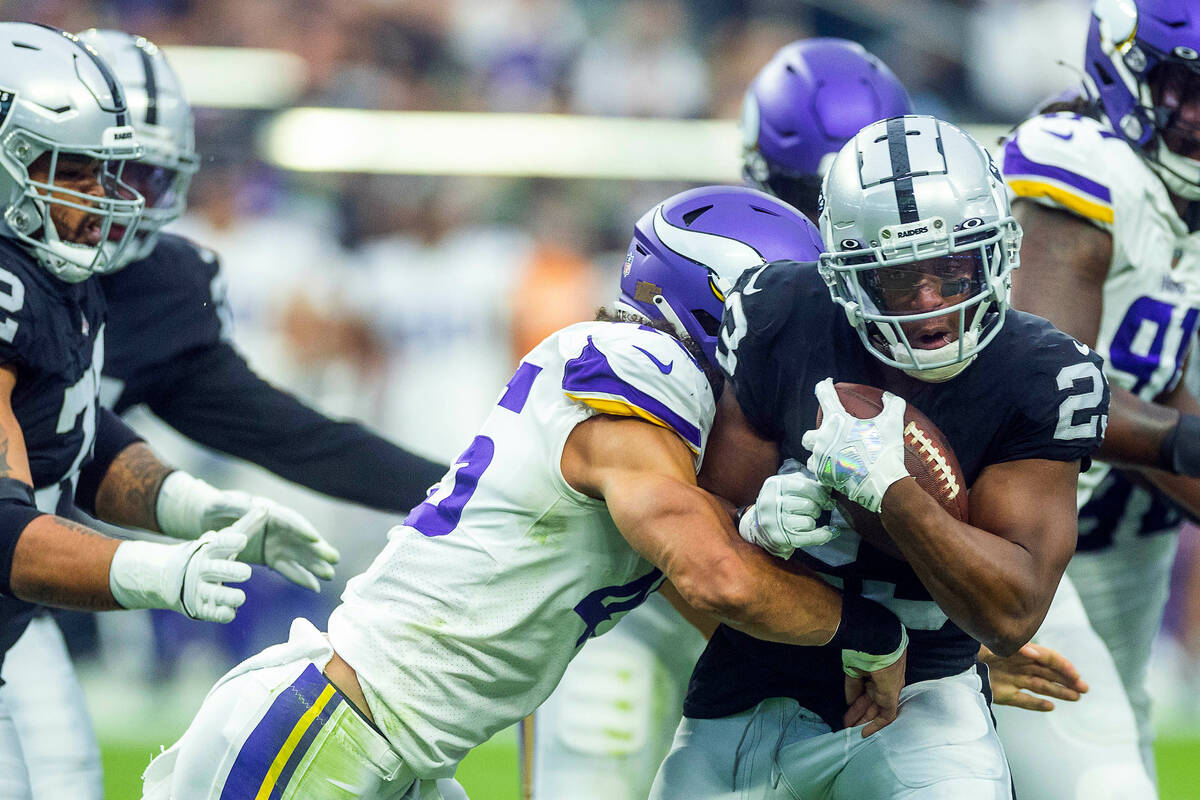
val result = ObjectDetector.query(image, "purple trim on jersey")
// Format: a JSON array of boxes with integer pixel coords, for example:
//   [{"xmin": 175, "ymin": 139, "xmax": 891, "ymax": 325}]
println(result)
[
  {"xmin": 219, "ymin": 663, "xmax": 344, "ymax": 800},
  {"xmin": 1002, "ymin": 137, "xmax": 1112, "ymax": 203},
  {"xmin": 498, "ymin": 362, "xmax": 543, "ymax": 413},
  {"xmin": 563, "ymin": 336, "xmax": 702, "ymax": 451}
]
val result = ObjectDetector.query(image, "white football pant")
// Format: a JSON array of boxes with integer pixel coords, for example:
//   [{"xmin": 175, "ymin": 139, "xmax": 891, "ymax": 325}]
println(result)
[
  {"xmin": 0, "ymin": 614, "xmax": 103, "ymax": 800},
  {"xmin": 143, "ymin": 618, "xmax": 466, "ymax": 800},
  {"xmin": 993, "ymin": 574, "xmax": 1156, "ymax": 799},
  {"xmin": 1066, "ymin": 529, "xmax": 1178, "ymax": 776},
  {"xmin": 650, "ymin": 667, "xmax": 1010, "ymax": 799}
]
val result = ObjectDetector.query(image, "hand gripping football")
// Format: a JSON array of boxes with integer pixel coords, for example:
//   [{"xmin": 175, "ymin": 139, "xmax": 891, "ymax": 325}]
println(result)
[{"xmin": 816, "ymin": 383, "xmax": 968, "ymax": 559}]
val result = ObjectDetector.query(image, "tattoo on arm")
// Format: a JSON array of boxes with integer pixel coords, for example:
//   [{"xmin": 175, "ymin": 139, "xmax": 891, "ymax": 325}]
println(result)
[
  {"xmin": 0, "ymin": 436, "xmax": 11, "ymax": 478},
  {"xmin": 10, "ymin": 515, "xmax": 123, "ymax": 611},
  {"xmin": 94, "ymin": 443, "xmax": 172, "ymax": 531}
]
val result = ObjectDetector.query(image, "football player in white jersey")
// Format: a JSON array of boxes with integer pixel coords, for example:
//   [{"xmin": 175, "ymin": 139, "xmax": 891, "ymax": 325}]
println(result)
[
  {"xmin": 997, "ymin": 0, "xmax": 1200, "ymax": 796},
  {"xmin": 141, "ymin": 185, "xmax": 910, "ymax": 800},
  {"xmin": 524, "ymin": 38, "xmax": 916, "ymax": 800}
]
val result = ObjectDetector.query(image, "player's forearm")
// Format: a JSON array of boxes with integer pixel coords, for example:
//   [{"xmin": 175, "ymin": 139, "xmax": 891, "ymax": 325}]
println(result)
[
  {"xmin": 655, "ymin": 491, "xmax": 840, "ymax": 646},
  {"xmin": 1095, "ymin": 385, "xmax": 1181, "ymax": 469},
  {"xmin": 93, "ymin": 442, "xmax": 173, "ymax": 531},
  {"xmin": 880, "ymin": 480, "xmax": 1052, "ymax": 655},
  {"xmin": 8, "ymin": 515, "xmax": 121, "ymax": 610}
]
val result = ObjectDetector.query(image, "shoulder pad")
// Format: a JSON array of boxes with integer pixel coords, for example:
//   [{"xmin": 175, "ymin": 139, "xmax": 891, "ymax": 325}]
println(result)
[
  {"xmin": 559, "ymin": 323, "xmax": 714, "ymax": 462},
  {"xmin": 1002, "ymin": 114, "xmax": 1140, "ymax": 231}
]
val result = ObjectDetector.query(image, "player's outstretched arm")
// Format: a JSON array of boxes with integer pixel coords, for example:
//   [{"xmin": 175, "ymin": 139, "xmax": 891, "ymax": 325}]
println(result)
[
  {"xmin": 565, "ymin": 414, "xmax": 908, "ymax": 733},
  {"xmin": 0, "ymin": 367, "xmax": 251, "ymax": 620},
  {"xmin": 563, "ymin": 413, "xmax": 838, "ymax": 645},
  {"xmin": 146, "ymin": 343, "xmax": 446, "ymax": 512},
  {"xmin": 80, "ymin": 411, "xmax": 339, "ymax": 592}
]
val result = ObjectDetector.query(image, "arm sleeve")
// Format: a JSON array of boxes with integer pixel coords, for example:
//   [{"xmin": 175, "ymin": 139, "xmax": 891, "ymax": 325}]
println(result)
[
  {"xmin": 143, "ymin": 342, "xmax": 446, "ymax": 513},
  {"xmin": 73, "ymin": 408, "xmax": 145, "ymax": 517}
]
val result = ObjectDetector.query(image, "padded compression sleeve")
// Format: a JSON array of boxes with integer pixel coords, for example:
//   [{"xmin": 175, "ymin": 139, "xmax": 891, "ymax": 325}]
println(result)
[
  {"xmin": 74, "ymin": 408, "xmax": 145, "ymax": 517},
  {"xmin": 144, "ymin": 342, "xmax": 445, "ymax": 513}
]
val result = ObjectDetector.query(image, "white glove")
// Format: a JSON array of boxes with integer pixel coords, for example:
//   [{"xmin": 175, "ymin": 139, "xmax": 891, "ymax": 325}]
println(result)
[
  {"xmin": 801, "ymin": 378, "xmax": 910, "ymax": 513},
  {"xmin": 109, "ymin": 508, "xmax": 262, "ymax": 623},
  {"xmin": 156, "ymin": 471, "xmax": 340, "ymax": 592},
  {"xmin": 739, "ymin": 466, "xmax": 840, "ymax": 559}
]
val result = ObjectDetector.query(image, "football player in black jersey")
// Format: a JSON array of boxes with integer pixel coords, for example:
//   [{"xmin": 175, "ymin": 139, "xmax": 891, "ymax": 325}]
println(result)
[
  {"xmin": 78, "ymin": 28, "xmax": 445, "ymax": 522},
  {"xmin": 0, "ymin": 25, "xmax": 344, "ymax": 800},
  {"xmin": 649, "ymin": 117, "xmax": 1111, "ymax": 799}
]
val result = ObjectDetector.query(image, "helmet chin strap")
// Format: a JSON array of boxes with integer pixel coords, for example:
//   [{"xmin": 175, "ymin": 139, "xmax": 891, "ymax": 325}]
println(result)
[{"xmin": 650, "ymin": 294, "xmax": 690, "ymax": 342}]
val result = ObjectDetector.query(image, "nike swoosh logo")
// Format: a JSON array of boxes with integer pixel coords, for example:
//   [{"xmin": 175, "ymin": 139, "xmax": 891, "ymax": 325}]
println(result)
[
  {"xmin": 1046, "ymin": 129, "xmax": 1074, "ymax": 141},
  {"xmin": 1073, "ymin": 340, "xmax": 1090, "ymax": 356},
  {"xmin": 742, "ymin": 264, "xmax": 769, "ymax": 295},
  {"xmin": 633, "ymin": 345, "xmax": 673, "ymax": 374}
]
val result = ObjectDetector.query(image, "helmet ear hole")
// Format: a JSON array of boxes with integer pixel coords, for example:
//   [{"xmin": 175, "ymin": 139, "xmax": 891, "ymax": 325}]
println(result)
[{"xmin": 690, "ymin": 309, "xmax": 721, "ymax": 337}]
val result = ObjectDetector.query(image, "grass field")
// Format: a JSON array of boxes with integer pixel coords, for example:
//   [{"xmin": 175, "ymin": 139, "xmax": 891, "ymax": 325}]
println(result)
[{"xmin": 102, "ymin": 729, "xmax": 1200, "ymax": 799}]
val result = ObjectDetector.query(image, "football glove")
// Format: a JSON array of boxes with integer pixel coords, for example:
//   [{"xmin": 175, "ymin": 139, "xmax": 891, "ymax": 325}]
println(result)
[
  {"xmin": 802, "ymin": 378, "xmax": 909, "ymax": 513},
  {"xmin": 109, "ymin": 508, "xmax": 261, "ymax": 623},
  {"xmin": 155, "ymin": 471, "xmax": 339, "ymax": 592},
  {"xmin": 739, "ymin": 464, "xmax": 840, "ymax": 559}
]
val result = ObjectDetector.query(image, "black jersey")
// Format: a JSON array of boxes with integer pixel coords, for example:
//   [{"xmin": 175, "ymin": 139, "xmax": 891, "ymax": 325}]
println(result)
[
  {"xmin": 99, "ymin": 232, "xmax": 230, "ymax": 413},
  {"xmin": 0, "ymin": 238, "xmax": 105, "ymax": 508},
  {"xmin": 99, "ymin": 233, "xmax": 445, "ymax": 513},
  {"xmin": 686, "ymin": 260, "xmax": 1109, "ymax": 728},
  {"xmin": 0, "ymin": 237, "xmax": 106, "ymax": 660}
]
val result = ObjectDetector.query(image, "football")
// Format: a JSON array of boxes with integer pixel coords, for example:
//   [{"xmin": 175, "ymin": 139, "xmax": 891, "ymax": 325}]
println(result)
[{"xmin": 816, "ymin": 382, "xmax": 968, "ymax": 560}]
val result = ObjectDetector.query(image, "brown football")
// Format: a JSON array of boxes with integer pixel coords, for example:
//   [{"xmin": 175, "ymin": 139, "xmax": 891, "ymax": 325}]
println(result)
[{"xmin": 815, "ymin": 382, "xmax": 968, "ymax": 561}]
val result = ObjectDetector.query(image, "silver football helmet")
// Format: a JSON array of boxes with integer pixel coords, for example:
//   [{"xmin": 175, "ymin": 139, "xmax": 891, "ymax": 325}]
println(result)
[
  {"xmin": 818, "ymin": 116, "xmax": 1021, "ymax": 382},
  {"xmin": 77, "ymin": 29, "xmax": 198, "ymax": 265},
  {"xmin": 0, "ymin": 23, "xmax": 145, "ymax": 282}
]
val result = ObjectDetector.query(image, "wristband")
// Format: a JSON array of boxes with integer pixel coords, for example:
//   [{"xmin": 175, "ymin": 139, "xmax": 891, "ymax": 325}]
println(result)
[
  {"xmin": 0, "ymin": 478, "xmax": 44, "ymax": 596},
  {"xmin": 829, "ymin": 593, "xmax": 907, "ymax": 676},
  {"xmin": 1159, "ymin": 413, "xmax": 1200, "ymax": 477}
]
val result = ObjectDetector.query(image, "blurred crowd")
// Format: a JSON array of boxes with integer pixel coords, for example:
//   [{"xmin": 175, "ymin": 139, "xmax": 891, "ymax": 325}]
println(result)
[{"xmin": 3, "ymin": 0, "xmax": 1198, "ymax": 739}]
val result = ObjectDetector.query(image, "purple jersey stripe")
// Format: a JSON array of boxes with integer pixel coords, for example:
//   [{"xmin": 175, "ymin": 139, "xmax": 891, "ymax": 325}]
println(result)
[
  {"xmin": 498, "ymin": 362, "xmax": 543, "ymax": 413},
  {"xmin": 219, "ymin": 663, "xmax": 334, "ymax": 800},
  {"xmin": 1002, "ymin": 137, "xmax": 1112, "ymax": 203},
  {"xmin": 563, "ymin": 336, "xmax": 702, "ymax": 451}
]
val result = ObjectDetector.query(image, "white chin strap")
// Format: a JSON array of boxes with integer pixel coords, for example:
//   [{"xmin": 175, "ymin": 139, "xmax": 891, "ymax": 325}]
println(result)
[
  {"xmin": 888, "ymin": 328, "xmax": 980, "ymax": 383},
  {"xmin": 1151, "ymin": 141, "xmax": 1200, "ymax": 201}
]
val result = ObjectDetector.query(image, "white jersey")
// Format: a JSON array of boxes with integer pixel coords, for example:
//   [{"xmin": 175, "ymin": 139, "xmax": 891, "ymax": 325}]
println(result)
[
  {"xmin": 1002, "ymin": 111, "xmax": 1200, "ymax": 507},
  {"xmin": 327, "ymin": 321, "xmax": 715, "ymax": 779}
]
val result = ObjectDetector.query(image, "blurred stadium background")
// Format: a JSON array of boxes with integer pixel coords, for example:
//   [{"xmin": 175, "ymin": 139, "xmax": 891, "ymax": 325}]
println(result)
[{"xmin": 4, "ymin": 0, "xmax": 1199, "ymax": 796}]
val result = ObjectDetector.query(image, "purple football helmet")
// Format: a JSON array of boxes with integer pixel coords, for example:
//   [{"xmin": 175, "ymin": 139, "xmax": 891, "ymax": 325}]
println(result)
[
  {"xmin": 616, "ymin": 185, "xmax": 823, "ymax": 367},
  {"xmin": 742, "ymin": 38, "xmax": 911, "ymax": 219},
  {"xmin": 1086, "ymin": 0, "xmax": 1200, "ymax": 198}
]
